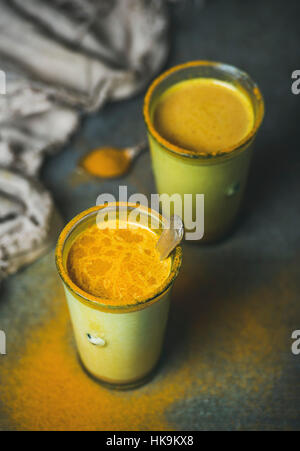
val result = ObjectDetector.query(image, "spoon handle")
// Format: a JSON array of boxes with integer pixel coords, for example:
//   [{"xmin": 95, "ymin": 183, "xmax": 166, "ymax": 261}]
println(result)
[
  {"xmin": 126, "ymin": 141, "xmax": 148, "ymax": 159},
  {"xmin": 156, "ymin": 215, "xmax": 184, "ymax": 260}
]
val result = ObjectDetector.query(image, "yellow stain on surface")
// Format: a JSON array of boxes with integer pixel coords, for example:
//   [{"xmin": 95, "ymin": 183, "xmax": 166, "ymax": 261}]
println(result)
[{"xmin": 0, "ymin": 261, "xmax": 291, "ymax": 431}]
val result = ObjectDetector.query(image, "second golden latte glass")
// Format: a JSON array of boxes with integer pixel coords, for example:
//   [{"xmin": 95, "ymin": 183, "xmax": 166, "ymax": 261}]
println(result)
[{"xmin": 144, "ymin": 61, "xmax": 264, "ymax": 242}]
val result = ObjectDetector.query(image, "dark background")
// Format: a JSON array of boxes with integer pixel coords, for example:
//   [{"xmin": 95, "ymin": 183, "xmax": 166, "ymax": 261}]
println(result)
[
  {"xmin": 1, "ymin": 0, "xmax": 300, "ymax": 430},
  {"xmin": 44, "ymin": 0, "xmax": 300, "ymax": 254}
]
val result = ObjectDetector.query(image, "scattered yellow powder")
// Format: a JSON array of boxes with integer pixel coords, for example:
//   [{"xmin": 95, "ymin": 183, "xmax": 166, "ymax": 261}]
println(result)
[
  {"xmin": 80, "ymin": 147, "xmax": 131, "ymax": 178},
  {"xmin": 0, "ymin": 303, "xmax": 191, "ymax": 431},
  {"xmin": 0, "ymin": 256, "xmax": 291, "ymax": 431}
]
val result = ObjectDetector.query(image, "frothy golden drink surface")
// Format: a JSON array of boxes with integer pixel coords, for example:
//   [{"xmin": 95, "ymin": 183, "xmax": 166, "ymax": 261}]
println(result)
[
  {"xmin": 153, "ymin": 78, "xmax": 254, "ymax": 154},
  {"xmin": 67, "ymin": 221, "xmax": 171, "ymax": 305}
]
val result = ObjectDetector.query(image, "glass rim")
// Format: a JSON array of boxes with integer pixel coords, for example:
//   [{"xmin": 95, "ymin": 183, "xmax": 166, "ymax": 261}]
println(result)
[
  {"xmin": 55, "ymin": 203, "xmax": 182, "ymax": 314},
  {"xmin": 143, "ymin": 60, "xmax": 265, "ymax": 162}
]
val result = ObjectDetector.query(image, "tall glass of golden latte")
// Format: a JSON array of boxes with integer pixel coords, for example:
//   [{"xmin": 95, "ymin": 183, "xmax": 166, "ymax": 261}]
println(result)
[
  {"xmin": 144, "ymin": 61, "xmax": 264, "ymax": 242},
  {"xmin": 56, "ymin": 203, "xmax": 182, "ymax": 388}
]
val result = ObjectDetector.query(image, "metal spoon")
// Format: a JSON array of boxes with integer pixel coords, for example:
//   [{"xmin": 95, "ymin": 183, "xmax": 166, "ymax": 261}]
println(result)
[
  {"xmin": 70, "ymin": 141, "xmax": 148, "ymax": 186},
  {"xmin": 80, "ymin": 140, "xmax": 147, "ymax": 178},
  {"xmin": 124, "ymin": 141, "xmax": 147, "ymax": 161},
  {"xmin": 156, "ymin": 215, "xmax": 184, "ymax": 260}
]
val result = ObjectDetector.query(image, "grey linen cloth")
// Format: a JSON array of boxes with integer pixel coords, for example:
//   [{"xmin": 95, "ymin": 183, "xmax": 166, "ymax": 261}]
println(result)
[{"xmin": 0, "ymin": 0, "xmax": 169, "ymax": 281}]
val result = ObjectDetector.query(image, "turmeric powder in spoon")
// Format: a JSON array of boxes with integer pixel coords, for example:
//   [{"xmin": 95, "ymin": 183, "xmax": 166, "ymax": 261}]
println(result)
[
  {"xmin": 80, "ymin": 142, "xmax": 146, "ymax": 179},
  {"xmin": 80, "ymin": 147, "xmax": 131, "ymax": 178}
]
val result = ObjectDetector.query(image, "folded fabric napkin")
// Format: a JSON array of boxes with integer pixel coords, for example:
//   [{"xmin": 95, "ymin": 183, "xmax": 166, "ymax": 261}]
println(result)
[{"xmin": 0, "ymin": 0, "xmax": 169, "ymax": 281}]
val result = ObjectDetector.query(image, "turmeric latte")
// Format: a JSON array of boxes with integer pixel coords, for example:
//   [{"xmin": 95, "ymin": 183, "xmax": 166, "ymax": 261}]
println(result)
[
  {"xmin": 153, "ymin": 78, "xmax": 254, "ymax": 154},
  {"xmin": 67, "ymin": 222, "xmax": 171, "ymax": 305}
]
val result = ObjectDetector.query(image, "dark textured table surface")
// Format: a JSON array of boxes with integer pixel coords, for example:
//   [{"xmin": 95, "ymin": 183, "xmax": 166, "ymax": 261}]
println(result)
[{"xmin": 0, "ymin": 0, "xmax": 299, "ymax": 431}]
